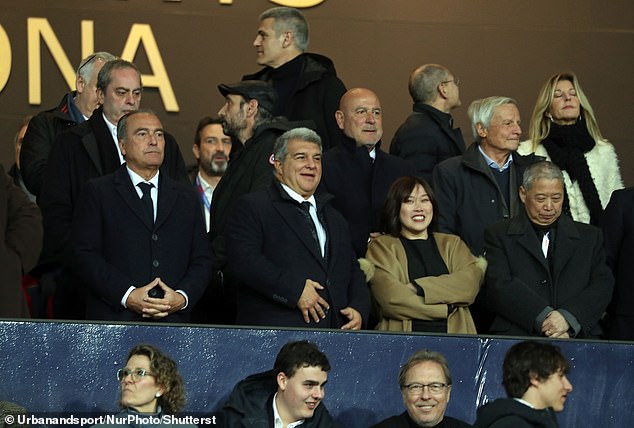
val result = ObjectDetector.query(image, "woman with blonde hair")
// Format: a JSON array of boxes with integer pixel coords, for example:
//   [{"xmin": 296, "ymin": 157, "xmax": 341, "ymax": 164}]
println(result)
[{"xmin": 518, "ymin": 71, "xmax": 623, "ymax": 225}]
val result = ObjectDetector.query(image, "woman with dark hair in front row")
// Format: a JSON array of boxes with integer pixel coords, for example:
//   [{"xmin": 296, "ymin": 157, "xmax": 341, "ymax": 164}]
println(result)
[
  {"xmin": 96, "ymin": 344, "xmax": 196, "ymax": 427},
  {"xmin": 366, "ymin": 176, "xmax": 485, "ymax": 333}
]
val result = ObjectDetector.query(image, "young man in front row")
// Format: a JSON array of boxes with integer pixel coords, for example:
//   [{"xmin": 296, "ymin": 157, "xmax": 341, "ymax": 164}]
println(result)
[
  {"xmin": 474, "ymin": 341, "xmax": 573, "ymax": 427},
  {"xmin": 221, "ymin": 340, "xmax": 335, "ymax": 427}
]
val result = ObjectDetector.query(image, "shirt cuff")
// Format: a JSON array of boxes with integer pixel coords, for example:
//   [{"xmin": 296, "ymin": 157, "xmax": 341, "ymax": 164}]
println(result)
[
  {"xmin": 176, "ymin": 290, "xmax": 189, "ymax": 310},
  {"xmin": 121, "ymin": 286, "xmax": 136, "ymax": 308}
]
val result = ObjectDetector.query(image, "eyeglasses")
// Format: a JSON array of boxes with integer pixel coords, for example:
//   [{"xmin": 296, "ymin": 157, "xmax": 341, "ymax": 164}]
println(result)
[
  {"xmin": 441, "ymin": 78, "xmax": 460, "ymax": 87},
  {"xmin": 116, "ymin": 368, "xmax": 154, "ymax": 382},
  {"xmin": 402, "ymin": 382, "xmax": 449, "ymax": 395},
  {"xmin": 77, "ymin": 53, "xmax": 100, "ymax": 75}
]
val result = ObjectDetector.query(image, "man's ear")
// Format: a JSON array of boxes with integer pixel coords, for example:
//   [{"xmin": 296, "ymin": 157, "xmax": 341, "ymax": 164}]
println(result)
[
  {"xmin": 246, "ymin": 99, "xmax": 259, "ymax": 118},
  {"xmin": 437, "ymin": 83, "xmax": 448, "ymax": 99},
  {"xmin": 76, "ymin": 75, "xmax": 85, "ymax": 94},
  {"xmin": 528, "ymin": 371, "xmax": 541, "ymax": 388},
  {"xmin": 276, "ymin": 372, "xmax": 288, "ymax": 391},
  {"xmin": 119, "ymin": 140, "xmax": 126, "ymax": 157},
  {"xmin": 335, "ymin": 110, "xmax": 344, "ymax": 130},
  {"xmin": 192, "ymin": 144, "xmax": 200, "ymax": 161},
  {"xmin": 281, "ymin": 31, "xmax": 293, "ymax": 48},
  {"xmin": 519, "ymin": 185, "xmax": 527, "ymax": 204},
  {"xmin": 97, "ymin": 88, "xmax": 105, "ymax": 106},
  {"xmin": 476, "ymin": 122, "xmax": 487, "ymax": 139}
]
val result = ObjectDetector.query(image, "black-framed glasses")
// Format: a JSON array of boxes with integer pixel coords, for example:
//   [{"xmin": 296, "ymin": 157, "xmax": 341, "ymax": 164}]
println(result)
[
  {"xmin": 77, "ymin": 54, "xmax": 98, "ymax": 75},
  {"xmin": 402, "ymin": 382, "xmax": 449, "ymax": 395},
  {"xmin": 441, "ymin": 78, "xmax": 460, "ymax": 86},
  {"xmin": 116, "ymin": 368, "xmax": 154, "ymax": 382}
]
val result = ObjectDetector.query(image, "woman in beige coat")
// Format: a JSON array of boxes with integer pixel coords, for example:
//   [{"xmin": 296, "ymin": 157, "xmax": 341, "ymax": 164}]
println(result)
[{"xmin": 366, "ymin": 176, "xmax": 485, "ymax": 334}]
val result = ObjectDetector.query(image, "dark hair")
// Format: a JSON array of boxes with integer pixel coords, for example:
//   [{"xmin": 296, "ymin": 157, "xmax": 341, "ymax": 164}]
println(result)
[
  {"xmin": 97, "ymin": 59, "xmax": 141, "ymax": 92},
  {"xmin": 502, "ymin": 341, "xmax": 570, "ymax": 399},
  {"xmin": 116, "ymin": 108, "xmax": 157, "ymax": 141},
  {"xmin": 380, "ymin": 176, "xmax": 439, "ymax": 237},
  {"xmin": 398, "ymin": 349, "xmax": 452, "ymax": 389},
  {"xmin": 124, "ymin": 344, "xmax": 186, "ymax": 414},
  {"xmin": 194, "ymin": 116, "xmax": 224, "ymax": 146},
  {"xmin": 273, "ymin": 340, "xmax": 330, "ymax": 378}
]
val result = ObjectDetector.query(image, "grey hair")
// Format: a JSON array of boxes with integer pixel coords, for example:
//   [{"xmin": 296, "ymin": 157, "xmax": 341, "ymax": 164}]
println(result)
[
  {"xmin": 260, "ymin": 7, "xmax": 309, "ymax": 52},
  {"xmin": 254, "ymin": 105, "xmax": 274, "ymax": 128},
  {"xmin": 522, "ymin": 160, "xmax": 564, "ymax": 191},
  {"xmin": 408, "ymin": 64, "xmax": 450, "ymax": 104},
  {"xmin": 398, "ymin": 349, "xmax": 452, "ymax": 389},
  {"xmin": 468, "ymin": 96, "xmax": 518, "ymax": 143},
  {"xmin": 274, "ymin": 127, "xmax": 322, "ymax": 163},
  {"xmin": 97, "ymin": 59, "xmax": 141, "ymax": 92},
  {"xmin": 76, "ymin": 52, "xmax": 117, "ymax": 83},
  {"xmin": 117, "ymin": 108, "xmax": 157, "ymax": 142}
]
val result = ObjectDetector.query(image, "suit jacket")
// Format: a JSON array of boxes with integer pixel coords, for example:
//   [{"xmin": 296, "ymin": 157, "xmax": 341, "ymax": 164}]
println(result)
[
  {"xmin": 321, "ymin": 135, "xmax": 416, "ymax": 257},
  {"xmin": 602, "ymin": 188, "xmax": 634, "ymax": 339},
  {"xmin": 390, "ymin": 103, "xmax": 465, "ymax": 184},
  {"xmin": 226, "ymin": 182, "xmax": 370, "ymax": 328},
  {"xmin": 70, "ymin": 165, "xmax": 210, "ymax": 322},
  {"xmin": 372, "ymin": 411, "xmax": 470, "ymax": 428},
  {"xmin": 38, "ymin": 107, "xmax": 187, "ymax": 271},
  {"xmin": 0, "ymin": 166, "xmax": 42, "ymax": 317},
  {"xmin": 484, "ymin": 211, "xmax": 614, "ymax": 337}
]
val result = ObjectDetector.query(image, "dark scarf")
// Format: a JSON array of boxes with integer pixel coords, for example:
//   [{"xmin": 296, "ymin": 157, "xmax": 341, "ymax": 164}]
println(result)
[{"xmin": 542, "ymin": 117, "xmax": 603, "ymax": 225}]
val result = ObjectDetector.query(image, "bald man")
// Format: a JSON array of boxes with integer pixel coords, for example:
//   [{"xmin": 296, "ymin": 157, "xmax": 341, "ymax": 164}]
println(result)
[{"xmin": 320, "ymin": 88, "xmax": 415, "ymax": 258}]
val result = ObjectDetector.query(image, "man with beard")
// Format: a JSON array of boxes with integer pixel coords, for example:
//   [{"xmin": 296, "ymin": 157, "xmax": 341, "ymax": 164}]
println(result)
[{"xmin": 191, "ymin": 116, "xmax": 232, "ymax": 233}]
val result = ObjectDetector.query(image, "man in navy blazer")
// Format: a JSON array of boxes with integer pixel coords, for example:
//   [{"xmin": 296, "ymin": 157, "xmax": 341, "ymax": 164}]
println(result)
[
  {"xmin": 226, "ymin": 127, "xmax": 369, "ymax": 328},
  {"xmin": 484, "ymin": 161, "xmax": 613, "ymax": 338},
  {"xmin": 71, "ymin": 110, "xmax": 210, "ymax": 321}
]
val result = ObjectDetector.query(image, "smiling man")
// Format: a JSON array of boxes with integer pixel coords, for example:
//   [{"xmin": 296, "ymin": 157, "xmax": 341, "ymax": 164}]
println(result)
[
  {"xmin": 222, "ymin": 341, "xmax": 335, "ymax": 427},
  {"xmin": 226, "ymin": 127, "xmax": 369, "ymax": 328},
  {"xmin": 484, "ymin": 161, "xmax": 613, "ymax": 338},
  {"xmin": 474, "ymin": 341, "xmax": 573, "ymax": 428},
  {"xmin": 321, "ymin": 88, "xmax": 415, "ymax": 258},
  {"xmin": 372, "ymin": 349, "xmax": 469, "ymax": 428}
]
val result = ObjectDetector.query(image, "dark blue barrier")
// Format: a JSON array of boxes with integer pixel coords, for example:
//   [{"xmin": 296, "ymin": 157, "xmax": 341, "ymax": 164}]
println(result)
[{"xmin": 0, "ymin": 320, "xmax": 632, "ymax": 427}]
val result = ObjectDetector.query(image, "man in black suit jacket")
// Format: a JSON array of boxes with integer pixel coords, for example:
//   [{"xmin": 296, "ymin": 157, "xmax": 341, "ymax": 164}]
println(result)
[
  {"xmin": 226, "ymin": 127, "xmax": 369, "ymax": 328},
  {"xmin": 484, "ymin": 161, "xmax": 613, "ymax": 338},
  {"xmin": 390, "ymin": 64, "xmax": 465, "ymax": 183},
  {"xmin": 38, "ymin": 59, "xmax": 187, "ymax": 319},
  {"xmin": 602, "ymin": 188, "xmax": 634, "ymax": 340},
  {"xmin": 71, "ymin": 110, "xmax": 209, "ymax": 321},
  {"xmin": 321, "ymin": 88, "xmax": 415, "ymax": 258}
]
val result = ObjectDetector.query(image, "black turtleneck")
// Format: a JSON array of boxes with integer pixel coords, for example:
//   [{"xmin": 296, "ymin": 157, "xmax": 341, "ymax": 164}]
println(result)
[{"xmin": 268, "ymin": 54, "xmax": 305, "ymax": 116}]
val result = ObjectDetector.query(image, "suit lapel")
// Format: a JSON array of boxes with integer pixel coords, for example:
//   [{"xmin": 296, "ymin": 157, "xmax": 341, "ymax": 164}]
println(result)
[
  {"xmin": 509, "ymin": 215, "xmax": 549, "ymax": 271},
  {"xmin": 114, "ymin": 167, "xmax": 154, "ymax": 231},
  {"xmin": 155, "ymin": 175, "xmax": 178, "ymax": 230},
  {"xmin": 81, "ymin": 132, "xmax": 103, "ymax": 176}
]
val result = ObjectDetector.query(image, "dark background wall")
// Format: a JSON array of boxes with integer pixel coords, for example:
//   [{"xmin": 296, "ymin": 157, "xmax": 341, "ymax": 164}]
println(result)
[{"xmin": 1, "ymin": 0, "xmax": 632, "ymax": 183}]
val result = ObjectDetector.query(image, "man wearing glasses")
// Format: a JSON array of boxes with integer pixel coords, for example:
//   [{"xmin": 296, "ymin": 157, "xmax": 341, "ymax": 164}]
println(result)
[
  {"xmin": 372, "ymin": 349, "xmax": 469, "ymax": 428},
  {"xmin": 390, "ymin": 64, "xmax": 465, "ymax": 185}
]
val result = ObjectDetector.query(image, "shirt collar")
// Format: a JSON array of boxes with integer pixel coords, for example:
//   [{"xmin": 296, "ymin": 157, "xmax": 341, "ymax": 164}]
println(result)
[
  {"xmin": 478, "ymin": 144, "xmax": 513, "ymax": 172},
  {"xmin": 197, "ymin": 173, "xmax": 212, "ymax": 191},
  {"xmin": 280, "ymin": 183, "xmax": 316, "ymax": 208},
  {"xmin": 514, "ymin": 397, "xmax": 536, "ymax": 409},
  {"xmin": 126, "ymin": 165, "xmax": 160, "ymax": 189},
  {"xmin": 273, "ymin": 392, "xmax": 305, "ymax": 428}
]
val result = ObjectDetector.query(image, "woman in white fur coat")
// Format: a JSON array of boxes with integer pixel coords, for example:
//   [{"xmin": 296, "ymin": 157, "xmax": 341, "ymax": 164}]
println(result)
[{"xmin": 518, "ymin": 72, "xmax": 623, "ymax": 225}]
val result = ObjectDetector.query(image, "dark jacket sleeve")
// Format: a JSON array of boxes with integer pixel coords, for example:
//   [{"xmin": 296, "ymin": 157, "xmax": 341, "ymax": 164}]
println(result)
[{"xmin": 20, "ymin": 113, "xmax": 60, "ymax": 197}]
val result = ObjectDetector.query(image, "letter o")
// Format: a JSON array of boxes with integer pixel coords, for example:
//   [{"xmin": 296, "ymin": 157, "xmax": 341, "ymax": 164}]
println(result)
[{"xmin": 0, "ymin": 24, "xmax": 11, "ymax": 92}]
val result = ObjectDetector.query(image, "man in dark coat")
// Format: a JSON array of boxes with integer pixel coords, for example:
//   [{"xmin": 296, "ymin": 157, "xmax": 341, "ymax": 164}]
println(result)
[
  {"xmin": 221, "ymin": 341, "xmax": 337, "ymax": 428},
  {"xmin": 484, "ymin": 161, "xmax": 613, "ymax": 338},
  {"xmin": 20, "ymin": 52, "xmax": 116, "ymax": 198},
  {"xmin": 244, "ymin": 6, "xmax": 346, "ymax": 150},
  {"xmin": 602, "ymin": 188, "xmax": 634, "ymax": 340},
  {"xmin": 38, "ymin": 59, "xmax": 187, "ymax": 319},
  {"xmin": 371, "ymin": 349, "xmax": 469, "ymax": 428},
  {"xmin": 200, "ymin": 81, "xmax": 294, "ymax": 324},
  {"xmin": 227, "ymin": 128, "xmax": 369, "ymax": 328},
  {"xmin": 390, "ymin": 64, "xmax": 465, "ymax": 184},
  {"xmin": 473, "ymin": 341, "xmax": 572, "ymax": 428},
  {"xmin": 71, "ymin": 110, "xmax": 209, "ymax": 322},
  {"xmin": 0, "ymin": 165, "xmax": 42, "ymax": 318},
  {"xmin": 321, "ymin": 88, "xmax": 415, "ymax": 258}
]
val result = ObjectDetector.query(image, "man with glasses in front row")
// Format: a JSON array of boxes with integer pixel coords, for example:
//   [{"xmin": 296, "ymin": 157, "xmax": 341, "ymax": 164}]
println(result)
[{"xmin": 372, "ymin": 349, "xmax": 469, "ymax": 428}]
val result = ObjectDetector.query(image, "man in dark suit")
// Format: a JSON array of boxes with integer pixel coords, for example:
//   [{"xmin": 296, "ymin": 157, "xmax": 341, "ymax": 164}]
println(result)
[
  {"xmin": 390, "ymin": 64, "xmax": 465, "ymax": 183},
  {"xmin": 226, "ymin": 127, "xmax": 369, "ymax": 328},
  {"xmin": 38, "ymin": 59, "xmax": 187, "ymax": 319},
  {"xmin": 321, "ymin": 88, "xmax": 415, "ymax": 258},
  {"xmin": 484, "ymin": 161, "xmax": 613, "ymax": 338},
  {"xmin": 602, "ymin": 188, "xmax": 634, "ymax": 340},
  {"xmin": 71, "ymin": 110, "xmax": 209, "ymax": 322}
]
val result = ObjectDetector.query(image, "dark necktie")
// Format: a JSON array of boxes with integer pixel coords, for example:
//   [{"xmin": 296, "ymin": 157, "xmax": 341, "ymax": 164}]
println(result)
[
  {"xmin": 300, "ymin": 201, "xmax": 321, "ymax": 256},
  {"xmin": 137, "ymin": 182, "xmax": 154, "ymax": 223}
]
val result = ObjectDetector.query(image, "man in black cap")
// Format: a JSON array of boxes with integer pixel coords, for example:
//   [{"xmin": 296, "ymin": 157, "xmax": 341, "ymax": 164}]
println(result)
[{"xmin": 195, "ymin": 80, "xmax": 294, "ymax": 324}]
